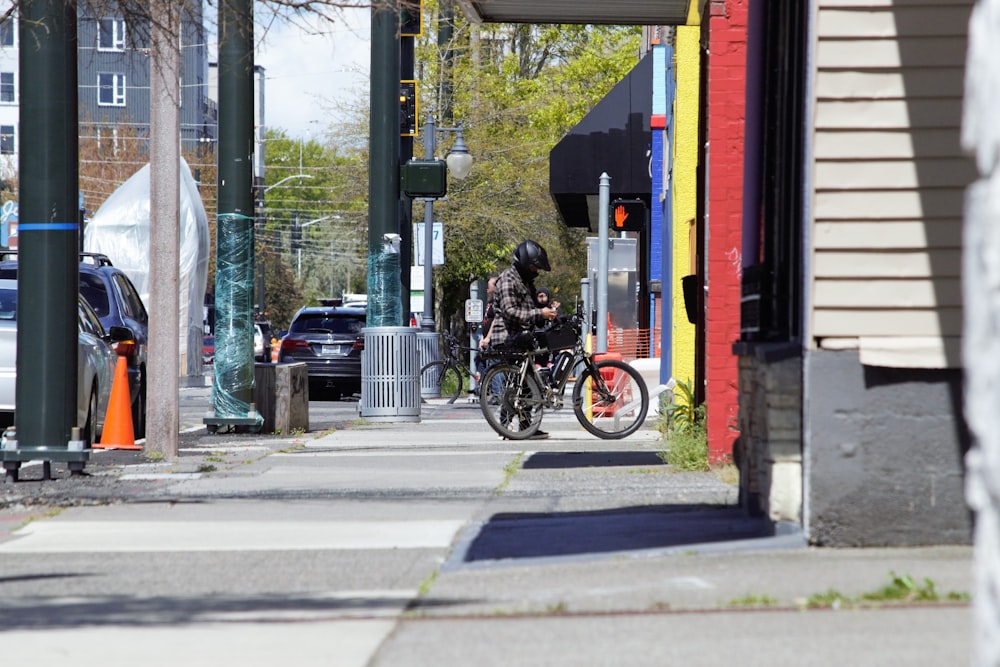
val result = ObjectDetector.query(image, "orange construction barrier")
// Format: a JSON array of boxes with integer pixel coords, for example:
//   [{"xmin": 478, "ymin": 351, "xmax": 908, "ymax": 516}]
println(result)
[
  {"xmin": 270, "ymin": 337, "xmax": 280, "ymax": 363},
  {"xmin": 591, "ymin": 352, "xmax": 630, "ymax": 417},
  {"xmin": 606, "ymin": 327, "xmax": 660, "ymax": 361},
  {"xmin": 94, "ymin": 356, "xmax": 140, "ymax": 450}
]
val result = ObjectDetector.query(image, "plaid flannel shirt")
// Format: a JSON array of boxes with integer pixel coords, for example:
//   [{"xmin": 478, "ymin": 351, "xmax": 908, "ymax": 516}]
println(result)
[{"xmin": 490, "ymin": 265, "xmax": 545, "ymax": 347}]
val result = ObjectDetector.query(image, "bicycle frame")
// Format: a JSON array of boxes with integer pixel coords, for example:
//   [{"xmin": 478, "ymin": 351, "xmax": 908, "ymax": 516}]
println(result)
[
  {"xmin": 495, "ymin": 336, "xmax": 599, "ymax": 411},
  {"xmin": 480, "ymin": 315, "xmax": 649, "ymax": 440},
  {"xmin": 440, "ymin": 331, "xmax": 476, "ymax": 376}
]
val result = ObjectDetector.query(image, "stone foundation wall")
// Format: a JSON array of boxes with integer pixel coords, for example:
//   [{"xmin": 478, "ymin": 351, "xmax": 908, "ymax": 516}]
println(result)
[{"xmin": 734, "ymin": 343, "xmax": 802, "ymax": 524}]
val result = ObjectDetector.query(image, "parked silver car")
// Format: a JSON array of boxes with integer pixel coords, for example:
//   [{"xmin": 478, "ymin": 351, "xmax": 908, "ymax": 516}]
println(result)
[{"xmin": 0, "ymin": 279, "xmax": 134, "ymax": 445}]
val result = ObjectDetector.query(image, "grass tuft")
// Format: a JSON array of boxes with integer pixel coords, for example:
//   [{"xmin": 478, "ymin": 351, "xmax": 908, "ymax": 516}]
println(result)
[
  {"xmin": 804, "ymin": 572, "xmax": 969, "ymax": 609},
  {"xmin": 656, "ymin": 379, "xmax": 710, "ymax": 471},
  {"xmin": 728, "ymin": 593, "xmax": 779, "ymax": 608},
  {"xmin": 495, "ymin": 452, "xmax": 525, "ymax": 495}
]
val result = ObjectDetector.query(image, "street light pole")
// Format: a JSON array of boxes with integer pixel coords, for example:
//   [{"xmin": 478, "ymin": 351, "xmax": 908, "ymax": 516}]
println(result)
[
  {"xmin": 420, "ymin": 116, "xmax": 437, "ymax": 332},
  {"xmin": 262, "ymin": 173, "xmax": 314, "ymax": 295},
  {"xmin": 296, "ymin": 215, "xmax": 336, "ymax": 281},
  {"xmin": 265, "ymin": 173, "xmax": 313, "ymax": 194},
  {"xmin": 419, "ymin": 116, "xmax": 473, "ymax": 332},
  {"xmin": 254, "ymin": 65, "xmax": 266, "ymax": 318}
]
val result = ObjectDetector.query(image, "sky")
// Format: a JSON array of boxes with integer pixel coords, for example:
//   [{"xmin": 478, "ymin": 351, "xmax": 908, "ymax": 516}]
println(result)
[{"xmin": 253, "ymin": 9, "xmax": 371, "ymax": 140}]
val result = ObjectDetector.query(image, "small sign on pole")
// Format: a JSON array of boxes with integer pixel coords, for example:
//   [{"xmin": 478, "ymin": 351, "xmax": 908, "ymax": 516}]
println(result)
[
  {"xmin": 414, "ymin": 222, "xmax": 444, "ymax": 265},
  {"xmin": 465, "ymin": 298, "xmax": 483, "ymax": 323}
]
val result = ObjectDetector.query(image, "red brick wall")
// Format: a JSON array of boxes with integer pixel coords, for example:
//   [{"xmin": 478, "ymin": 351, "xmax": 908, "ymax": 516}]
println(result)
[{"xmin": 705, "ymin": 1, "xmax": 748, "ymax": 463}]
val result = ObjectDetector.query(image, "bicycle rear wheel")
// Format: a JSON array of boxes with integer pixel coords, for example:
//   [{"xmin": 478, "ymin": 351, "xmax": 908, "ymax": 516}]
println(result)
[
  {"xmin": 572, "ymin": 359, "xmax": 648, "ymax": 439},
  {"xmin": 420, "ymin": 360, "xmax": 463, "ymax": 403},
  {"xmin": 480, "ymin": 363, "xmax": 543, "ymax": 440}
]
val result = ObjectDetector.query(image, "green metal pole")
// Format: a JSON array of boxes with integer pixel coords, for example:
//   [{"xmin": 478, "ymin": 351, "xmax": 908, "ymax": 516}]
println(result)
[
  {"xmin": 367, "ymin": 0, "xmax": 402, "ymax": 327},
  {"xmin": 209, "ymin": 0, "xmax": 261, "ymax": 429},
  {"xmin": 438, "ymin": 0, "xmax": 454, "ymax": 123},
  {"xmin": 4, "ymin": 0, "xmax": 83, "ymax": 478},
  {"xmin": 399, "ymin": 32, "xmax": 414, "ymax": 320}
]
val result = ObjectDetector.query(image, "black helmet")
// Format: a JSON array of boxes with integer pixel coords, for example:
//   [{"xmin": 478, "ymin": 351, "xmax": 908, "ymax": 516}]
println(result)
[{"xmin": 513, "ymin": 239, "xmax": 551, "ymax": 272}]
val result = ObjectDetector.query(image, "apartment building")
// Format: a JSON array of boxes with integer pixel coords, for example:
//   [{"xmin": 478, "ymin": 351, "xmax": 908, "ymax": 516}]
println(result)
[{"xmin": 0, "ymin": 4, "xmax": 216, "ymax": 176}]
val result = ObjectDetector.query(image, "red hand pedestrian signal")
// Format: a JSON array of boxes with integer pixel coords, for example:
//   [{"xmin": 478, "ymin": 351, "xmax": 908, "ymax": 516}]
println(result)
[
  {"xmin": 609, "ymin": 199, "xmax": 646, "ymax": 232},
  {"xmin": 614, "ymin": 205, "xmax": 629, "ymax": 229}
]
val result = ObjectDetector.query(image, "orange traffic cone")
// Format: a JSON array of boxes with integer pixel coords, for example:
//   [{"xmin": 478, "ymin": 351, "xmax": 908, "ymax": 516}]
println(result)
[{"xmin": 94, "ymin": 356, "xmax": 140, "ymax": 450}]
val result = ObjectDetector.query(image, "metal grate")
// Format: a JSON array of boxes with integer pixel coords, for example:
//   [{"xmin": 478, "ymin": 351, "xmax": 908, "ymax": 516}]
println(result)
[{"xmin": 360, "ymin": 327, "xmax": 420, "ymax": 422}]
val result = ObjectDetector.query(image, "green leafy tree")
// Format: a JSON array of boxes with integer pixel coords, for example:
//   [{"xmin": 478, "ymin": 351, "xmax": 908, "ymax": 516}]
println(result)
[
  {"xmin": 408, "ymin": 3, "xmax": 641, "ymax": 323},
  {"xmin": 259, "ymin": 129, "xmax": 368, "ymax": 319}
]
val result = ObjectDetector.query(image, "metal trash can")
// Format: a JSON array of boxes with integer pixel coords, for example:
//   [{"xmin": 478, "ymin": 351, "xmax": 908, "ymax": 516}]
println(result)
[
  {"xmin": 360, "ymin": 326, "xmax": 420, "ymax": 422},
  {"xmin": 417, "ymin": 331, "xmax": 442, "ymax": 399}
]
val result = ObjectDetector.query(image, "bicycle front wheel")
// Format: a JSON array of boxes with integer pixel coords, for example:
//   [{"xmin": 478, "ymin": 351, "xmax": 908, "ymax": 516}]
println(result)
[
  {"xmin": 572, "ymin": 359, "xmax": 649, "ymax": 439},
  {"xmin": 420, "ymin": 360, "xmax": 463, "ymax": 403},
  {"xmin": 480, "ymin": 363, "xmax": 544, "ymax": 440}
]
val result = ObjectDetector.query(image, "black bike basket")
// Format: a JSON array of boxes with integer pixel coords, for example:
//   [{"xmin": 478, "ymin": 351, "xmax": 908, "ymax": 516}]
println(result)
[{"xmin": 538, "ymin": 321, "xmax": 577, "ymax": 350}]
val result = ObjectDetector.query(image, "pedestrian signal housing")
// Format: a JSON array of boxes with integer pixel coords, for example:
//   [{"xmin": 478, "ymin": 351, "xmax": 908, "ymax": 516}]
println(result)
[
  {"xmin": 610, "ymin": 199, "xmax": 646, "ymax": 232},
  {"xmin": 401, "ymin": 159, "xmax": 447, "ymax": 198}
]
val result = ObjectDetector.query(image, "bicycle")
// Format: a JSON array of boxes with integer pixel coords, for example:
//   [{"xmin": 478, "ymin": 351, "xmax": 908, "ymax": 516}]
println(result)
[
  {"xmin": 479, "ymin": 315, "xmax": 649, "ymax": 440},
  {"xmin": 420, "ymin": 330, "xmax": 479, "ymax": 404}
]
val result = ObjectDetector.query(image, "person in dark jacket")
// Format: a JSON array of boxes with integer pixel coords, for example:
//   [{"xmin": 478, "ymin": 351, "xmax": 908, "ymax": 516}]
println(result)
[
  {"xmin": 491, "ymin": 240, "xmax": 559, "ymax": 348},
  {"xmin": 536, "ymin": 286, "xmax": 551, "ymax": 308},
  {"xmin": 478, "ymin": 275, "xmax": 498, "ymax": 351},
  {"xmin": 534, "ymin": 287, "xmax": 558, "ymax": 366},
  {"xmin": 489, "ymin": 239, "xmax": 559, "ymax": 440}
]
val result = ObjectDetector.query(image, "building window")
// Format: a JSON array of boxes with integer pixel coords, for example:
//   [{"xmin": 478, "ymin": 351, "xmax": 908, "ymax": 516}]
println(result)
[
  {"xmin": 98, "ymin": 18, "xmax": 126, "ymax": 51},
  {"xmin": 0, "ymin": 72, "xmax": 13, "ymax": 104},
  {"xmin": 97, "ymin": 72, "xmax": 126, "ymax": 106},
  {"xmin": 0, "ymin": 125, "xmax": 14, "ymax": 155},
  {"xmin": 0, "ymin": 18, "xmax": 14, "ymax": 48}
]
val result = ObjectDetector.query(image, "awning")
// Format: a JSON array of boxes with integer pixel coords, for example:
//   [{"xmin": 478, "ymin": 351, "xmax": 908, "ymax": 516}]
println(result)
[
  {"xmin": 454, "ymin": 0, "xmax": 692, "ymax": 25},
  {"xmin": 548, "ymin": 52, "xmax": 653, "ymax": 230}
]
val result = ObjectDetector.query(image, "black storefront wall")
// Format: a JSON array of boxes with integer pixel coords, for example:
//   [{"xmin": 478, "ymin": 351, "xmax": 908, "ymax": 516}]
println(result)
[
  {"xmin": 549, "ymin": 51, "xmax": 653, "ymax": 230},
  {"xmin": 549, "ymin": 52, "xmax": 653, "ymax": 332}
]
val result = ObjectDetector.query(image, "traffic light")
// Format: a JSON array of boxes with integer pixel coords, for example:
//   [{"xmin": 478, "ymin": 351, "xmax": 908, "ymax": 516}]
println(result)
[
  {"xmin": 401, "ymin": 0, "xmax": 422, "ymax": 36},
  {"xmin": 400, "ymin": 80, "xmax": 417, "ymax": 137},
  {"xmin": 610, "ymin": 199, "xmax": 646, "ymax": 232}
]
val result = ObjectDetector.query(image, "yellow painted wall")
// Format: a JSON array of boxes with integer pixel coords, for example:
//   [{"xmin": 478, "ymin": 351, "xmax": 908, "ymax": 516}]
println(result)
[{"xmin": 671, "ymin": 26, "xmax": 699, "ymax": 385}]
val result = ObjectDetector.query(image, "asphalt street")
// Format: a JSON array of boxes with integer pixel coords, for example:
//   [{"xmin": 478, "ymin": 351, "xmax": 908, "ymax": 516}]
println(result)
[{"xmin": 0, "ymin": 382, "xmax": 975, "ymax": 666}]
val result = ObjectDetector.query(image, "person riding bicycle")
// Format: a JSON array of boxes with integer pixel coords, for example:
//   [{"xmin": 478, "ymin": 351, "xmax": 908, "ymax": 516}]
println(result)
[{"xmin": 489, "ymin": 239, "xmax": 560, "ymax": 439}]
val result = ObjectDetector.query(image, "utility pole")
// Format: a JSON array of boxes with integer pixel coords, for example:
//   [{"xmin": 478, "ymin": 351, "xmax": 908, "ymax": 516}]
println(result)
[
  {"xmin": 4, "ymin": 0, "xmax": 81, "ymax": 481},
  {"xmin": 367, "ymin": 0, "xmax": 402, "ymax": 327},
  {"xmin": 206, "ymin": 0, "xmax": 262, "ymax": 432},
  {"xmin": 596, "ymin": 173, "xmax": 610, "ymax": 353},
  {"xmin": 254, "ymin": 65, "xmax": 266, "ymax": 316},
  {"xmin": 399, "ymin": 15, "xmax": 415, "ymax": 321},
  {"xmin": 147, "ymin": 0, "xmax": 181, "ymax": 459}
]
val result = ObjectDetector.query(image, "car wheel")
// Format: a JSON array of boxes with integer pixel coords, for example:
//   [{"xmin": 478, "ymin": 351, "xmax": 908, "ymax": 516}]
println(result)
[{"xmin": 83, "ymin": 384, "xmax": 98, "ymax": 447}]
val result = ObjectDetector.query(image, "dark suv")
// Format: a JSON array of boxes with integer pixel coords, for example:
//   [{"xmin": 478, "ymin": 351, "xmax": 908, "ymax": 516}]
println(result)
[
  {"xmin": 279, "ymin": 303, "xmax": 365, "ymax": 400},
  {"xmin": 0, "ymin": 252, "xmax": 149, "ymax": 437}
]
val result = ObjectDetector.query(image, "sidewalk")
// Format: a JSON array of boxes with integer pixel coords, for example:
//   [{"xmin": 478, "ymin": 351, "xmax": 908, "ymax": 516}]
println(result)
[{"xmin": 0, "ymin": 398, "xmax": 974, "ymax": 666}]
